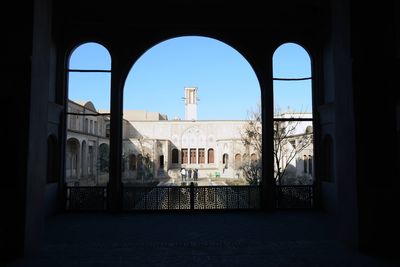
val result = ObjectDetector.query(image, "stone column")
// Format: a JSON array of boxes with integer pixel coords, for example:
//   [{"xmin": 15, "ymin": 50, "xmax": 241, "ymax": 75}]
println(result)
[{"xmin": 108, "ymin": 63, "xmax": 124, "ymax": 212}]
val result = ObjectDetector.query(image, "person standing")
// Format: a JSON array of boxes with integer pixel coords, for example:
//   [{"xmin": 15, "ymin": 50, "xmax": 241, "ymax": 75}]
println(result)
[
  {"xmin": 181, "ymin": 168, "xmax": 186, "ymax": 181},
  {"xmin": 194, "ymin": 168, "xmax": 198, "ymax": 181},
  {"xmin": 187, "ymin": 168, "xmax": 192, "ymax": 180}
]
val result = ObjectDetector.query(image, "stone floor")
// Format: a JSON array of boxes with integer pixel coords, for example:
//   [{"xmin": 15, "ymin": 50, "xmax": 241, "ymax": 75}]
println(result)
[{"xmin": 5, "ymin": 211, "xmax": 399, "ymax": 267}]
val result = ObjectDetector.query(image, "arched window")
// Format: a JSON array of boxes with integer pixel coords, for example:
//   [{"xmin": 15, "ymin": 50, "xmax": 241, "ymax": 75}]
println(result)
[
  {"xmin": 81, "ymin": 140, "xmax": 87, "ymax": 177},
  {"xmin": 235, "ymin": 153, "xmax": 242, "ymax": 169},
  {"xmin": 99, "ymin": 143, "xmax": 109, "ymax": 172},
  {"xmin": 190, "ymin": 149, "xmax": 196, "ymax": 164},
  {"xmin": 208, "ymin": 148, "xmax": 214, "ymax": 164},
  {"xmin": 129, "ymin": 154, "xmax": 137, "ymax": 171},
  {"xmin": 181, "ymin": 149, "xmax": 188, "ymax": 164},
  {"xmin": 68, "ymin": 43, "xmax": 111, "ymax": 106},
  {"xmin": 67, "ymin": 42, "xmax": 111, "ymax": 185},
  {"xmin": 159, "ymin": 155, "xmax": 164, "ymax": 168},
  {"xmin": 66, "ymin": 138, "xmax": 79, "ymax": 180},
  {"xmin": 273, "ymin": 42, "xmax": 313, "ymax": 185},
  {"xmin": 85, "ymin": 118, "xmax": 88, "ymax": 133},
  {"xmin": 137, "ymin": 154, "xmax": 143, "ymax": 170},
  {"xmin": 88, "ymin": 145, "xmax": 94, "ymax": 175},
  {"xmin": 171, "ymin": 148, "xmax": 179, "ymax": 164},
  {"xmin": 105, "ymin": 123, "xmax": 110, "ymax": 138},
  {"xmin": 223, "ymin": 153, "xmax": 229, "ymax": 168},
  {"xmin": 198, "ymin": 149, "xmax": 205, "ymax": 164}
]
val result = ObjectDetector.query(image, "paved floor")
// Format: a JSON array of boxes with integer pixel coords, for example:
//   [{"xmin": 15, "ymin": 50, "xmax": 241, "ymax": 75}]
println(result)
[{"xmin": 5, "ymin": 211, "xmax": 399, "ymax": 267}]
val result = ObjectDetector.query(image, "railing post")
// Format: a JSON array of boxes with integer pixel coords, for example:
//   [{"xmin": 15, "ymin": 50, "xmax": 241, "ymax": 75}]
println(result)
[
  {"xmin": 248, "ymin": 186, "xmax": 251, "ymax": 208},
  {"xmin": 65, "ymin": 183, "xmax": 70, "ymax": 211},
  {"xmin": 190, "ymin": 182, "xmax": 194, "ymax": 210},
  {"xmin": 103, "ymin": 185, "xmax": 107, "ymax": 210},
  {"xmin": 237, "ymin": 187, "xmax": 239, "ymax": 209},
  {"xmin": 167, "ymin": 187, "xmax": 170, "ymax": 210},
  {"xmin": 310, "ymin": 184, "xmax": 314, "ymax": 208}
]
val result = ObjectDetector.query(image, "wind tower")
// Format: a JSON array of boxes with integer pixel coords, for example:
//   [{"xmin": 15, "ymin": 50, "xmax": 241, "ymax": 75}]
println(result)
[{"xmin": 184, "ymin": 87, "xmax": 198, "ymax": 120}]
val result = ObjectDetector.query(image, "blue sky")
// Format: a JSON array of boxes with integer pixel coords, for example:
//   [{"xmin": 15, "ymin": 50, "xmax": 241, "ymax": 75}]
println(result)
[{"xmin": 68, "ymin": 37, "xmax": 312, "ymax": 120}]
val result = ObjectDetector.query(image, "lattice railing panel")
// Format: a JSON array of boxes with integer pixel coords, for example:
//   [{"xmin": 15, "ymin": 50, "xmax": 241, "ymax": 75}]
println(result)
[
  {"xmin": 276, "ymin": 185, "xmax": 313, "ymax": 209},
  {"xmin": 122, "ymin": 185, "xmax": 260, "ymax": 210},
  {"xmin": 66, "ymin": 186, "xmax": 107, "ymax": 211},
  {"xmin": 65, "ymin": 184, "xmax": 315, "ymax": 211}
]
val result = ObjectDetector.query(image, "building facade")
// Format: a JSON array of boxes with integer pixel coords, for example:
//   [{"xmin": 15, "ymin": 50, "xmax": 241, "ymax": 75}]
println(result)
[
  {"xmin": 120, "ymin": 87, "xmax": 261, "ymax": 183},
  {"xmin": 66, "ymin": 88, "xmax": 312, "ymax": 185},
  {"xmin": 65, "ymin": 100, "xmax": 110, "ymax": 185}
]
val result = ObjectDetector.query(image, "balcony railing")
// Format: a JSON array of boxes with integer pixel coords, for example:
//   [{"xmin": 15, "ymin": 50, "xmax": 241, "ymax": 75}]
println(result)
[
  {"xmin": 275, "ymin": 185, "xmax": 314, "ymax": 209},
  {"xmin": 66, "ymin": 186, "xmax": 107, "ymax": 211},
  {"xmin": 64, "ymin": 183, "xmax": 315, "ymax": 211},
  {"xmin": 122, "ymin": 184, "xmax": 261, "ymax": 210}
]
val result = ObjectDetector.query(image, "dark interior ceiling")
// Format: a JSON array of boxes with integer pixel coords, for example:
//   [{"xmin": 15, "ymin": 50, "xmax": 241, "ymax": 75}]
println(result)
[
  {"xmin": 51, "ymin": 0, "xmax": 330, "ymax": 74},
  {"xmin": 53, "ymin": 0, "xmax": 328, "ymax": 28}
]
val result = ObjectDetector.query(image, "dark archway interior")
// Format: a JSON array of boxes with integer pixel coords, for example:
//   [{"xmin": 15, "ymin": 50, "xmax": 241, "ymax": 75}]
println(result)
[{"xmin": 3, "ymin": 0, "xmax": 399, "ymax": 264}]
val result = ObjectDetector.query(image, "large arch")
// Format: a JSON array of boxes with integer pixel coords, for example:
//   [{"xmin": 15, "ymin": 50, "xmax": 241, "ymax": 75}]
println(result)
[
  {"xmin": 122, "ymin": 36, "xmax": 262, "ymax": 118},
  {"xmin": 121, "ymin": 35, "xmax": 263, "ymax": 183}
]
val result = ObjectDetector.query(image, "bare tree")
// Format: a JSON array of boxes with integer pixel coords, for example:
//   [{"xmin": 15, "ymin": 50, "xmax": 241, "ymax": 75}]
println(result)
[
  {"xmin": 136, "ymin": 138, "xmax": 154, "ymax": 181},
  {"xmin": 240, "ymin": 104, "xmax": 262, "ymax": 184},
  {"xmin": 240, "ymin": 105, "xmax": 313, "ymax": 185},
  {"xmin": 273, "ymin": 113, "xmax": 313, "ymax": 185}
]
